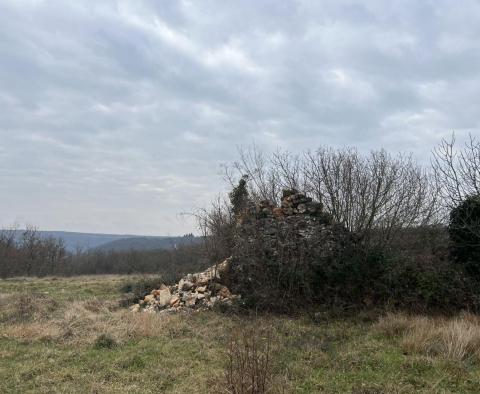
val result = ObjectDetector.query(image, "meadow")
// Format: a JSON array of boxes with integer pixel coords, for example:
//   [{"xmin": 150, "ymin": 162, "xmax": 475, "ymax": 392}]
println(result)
[{"xmin": 1, "ymin": 276, "xmax": 480, "ymax": 393}]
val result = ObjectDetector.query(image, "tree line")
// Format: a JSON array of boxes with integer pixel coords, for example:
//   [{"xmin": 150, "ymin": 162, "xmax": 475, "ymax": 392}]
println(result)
[
  {"xmin": 1, "ymin": 133, "xmax": 479, "ymax": 288},
  {"xmin": 0, "ymin": 226, "xmax": 207, "ymax": 279}
]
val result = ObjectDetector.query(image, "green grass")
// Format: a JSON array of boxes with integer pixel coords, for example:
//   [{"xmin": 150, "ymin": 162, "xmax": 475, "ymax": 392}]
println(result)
[
  {"xmin": 0, "ymin": 275, "xmax": 136, "ymax": 303},
  {"xmin": 1, "ymin": 276, "xmax": 480, "ymax": 393}
]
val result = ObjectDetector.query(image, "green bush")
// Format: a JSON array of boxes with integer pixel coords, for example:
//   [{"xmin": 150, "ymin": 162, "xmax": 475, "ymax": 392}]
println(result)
[
  {"xmin": 233, "ymin": 238, "xmax": 480, "ymax": 313},
  {"xmin": 229, "ymin": 175, "xmax": 250, "ymax": 217},
  {"xmin": 449, "ymin": 195, "xmax": 480, "ymax": 278},
  {"xmin": 312, "ymin": 246, "xmax": 480, "ymax": 312},
  {"xmin": 94, "ymin": 333, "xmax": 117, "ymax": 349}
]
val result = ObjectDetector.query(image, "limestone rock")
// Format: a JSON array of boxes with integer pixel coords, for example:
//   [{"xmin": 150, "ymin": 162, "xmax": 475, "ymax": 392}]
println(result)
[
  {"xmin": 170, "ymin": 295, "xmax": 180, "ymax": 307},
  {"xmin": 158, "ymin": 288, "xmax": 172, "ymax": 307},
  {"xmin": 218, "ymin": 286, "xmax": 231, "ymax": 299},
  {"xmin": 178, "ymin": 279, "xmax": 194, "ymax": 291},
  {"xmin": 144, "ymin": 294, "xmax": 154, "ymax": 303}
]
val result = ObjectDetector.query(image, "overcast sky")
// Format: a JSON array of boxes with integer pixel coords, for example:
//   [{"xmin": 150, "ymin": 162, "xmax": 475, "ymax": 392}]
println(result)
[{"xmin": 0, "ymin": 1, "xmax": 479, "ymax": 235}]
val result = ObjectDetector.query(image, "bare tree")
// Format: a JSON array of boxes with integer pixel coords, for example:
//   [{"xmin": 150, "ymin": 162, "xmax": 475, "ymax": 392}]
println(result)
[
  {"xmin": 0, "ymin": 225, "xmax": 19, "ymax": 277},
  {"xmin": 432, "ymin": 133, "xmax": 480, "ymax": 211},
  {"xmin": 228, "ymin": 145, "xmax": 438, "ymax": 248},
  {"xmin": 195, "ymin": 195, "xmax": 235, "ymax": 263}
]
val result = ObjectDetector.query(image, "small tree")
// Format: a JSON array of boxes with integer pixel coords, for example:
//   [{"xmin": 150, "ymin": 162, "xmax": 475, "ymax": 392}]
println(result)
[
  {"xmin": 432, "ymin": 133, "xmax": 480, "ymax": 211},
  {"xmin": 229, "ymin": 175, "xmax": 250, "ymax": 217},
  {"xmin": 449, "ymin": 195, "xmax": 480, "ymax": 277}
]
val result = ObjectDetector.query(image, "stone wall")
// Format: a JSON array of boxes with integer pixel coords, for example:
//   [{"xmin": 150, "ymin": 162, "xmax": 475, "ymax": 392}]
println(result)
[{"xmin": 229, "ymin": 189, "xmax": 353, "ymax": 306}]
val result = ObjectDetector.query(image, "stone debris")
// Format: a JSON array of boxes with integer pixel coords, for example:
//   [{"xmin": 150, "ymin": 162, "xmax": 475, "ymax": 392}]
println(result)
[
  {"xmin": 130, "ymin": 258, "xmax": 239, "ymax": 314},
  {"xmin": 258, "ymin": 189, "xmax": 324, "ymax": 219}
]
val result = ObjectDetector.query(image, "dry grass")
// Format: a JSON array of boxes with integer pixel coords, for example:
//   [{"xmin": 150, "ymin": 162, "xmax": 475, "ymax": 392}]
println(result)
[
  {"xmin": 0, "ymin": 293, "xmax": 178, "ymax": 346},
  {"xmin": 3, "ymin": 276, "xmax": 480, "ymax": 393},
  {"xmin": 375, "ymin": 312, "xmax": 480, "ymax": 362},
  {"xmin": 0, "ymin": 292, "xmax": 59, "ymax": 323},
  {"xmin": 374, "ymin": 312, "xmax": 412, "ymax": 337}
]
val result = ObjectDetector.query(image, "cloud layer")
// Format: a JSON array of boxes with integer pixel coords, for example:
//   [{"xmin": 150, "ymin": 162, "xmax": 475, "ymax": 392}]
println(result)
[{"xmin": 1, "ymin": 0, "xmax": 479, "ymax": 234}]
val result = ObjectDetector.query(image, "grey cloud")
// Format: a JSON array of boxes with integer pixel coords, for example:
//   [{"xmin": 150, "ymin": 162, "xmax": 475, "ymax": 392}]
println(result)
[{"xmin": 0, "ymin": 0, "xmax": 479, "ymax": 234}]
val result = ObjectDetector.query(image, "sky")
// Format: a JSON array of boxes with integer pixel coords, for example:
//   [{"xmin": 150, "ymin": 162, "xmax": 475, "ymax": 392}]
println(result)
[{"xmin": 0, "ymin": 0, "xmax": 479, "ymax": 235}]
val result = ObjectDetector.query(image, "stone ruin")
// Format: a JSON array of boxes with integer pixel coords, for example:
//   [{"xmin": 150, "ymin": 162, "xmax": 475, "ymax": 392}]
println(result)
[{"xmin": 131, "ymin": 189, "xmax": 352, "ymax": 314}]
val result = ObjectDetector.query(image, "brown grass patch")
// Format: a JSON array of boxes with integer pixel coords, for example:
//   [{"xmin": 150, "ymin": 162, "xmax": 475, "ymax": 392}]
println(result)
[
  {"xmin": 375, "ymin": 312, "xmax": 480, "ymax": 362},
  {"xmin": 0, "ymin": 292, "xmax": 59, "ymax": 323},
  {"xmin": 374, "ymin": 312, "xmax": 412, "ymax": 337},
  {"xmin": 0, "ymin": 294, "xmax": 181, "ymax": 346}
]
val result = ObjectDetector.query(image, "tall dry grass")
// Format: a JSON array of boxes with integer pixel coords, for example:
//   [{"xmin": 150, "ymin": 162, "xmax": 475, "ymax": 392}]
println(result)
[
  {"xmin": 375, "ymin": 312, "xmax": 480, "ymax": 362},
  {"xmin": 0, "ymin": 293, "xmax": 178, "ymax": 345}
]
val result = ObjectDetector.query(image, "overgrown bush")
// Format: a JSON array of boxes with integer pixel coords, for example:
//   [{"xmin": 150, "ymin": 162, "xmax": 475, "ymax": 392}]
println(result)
[
  {"xmin": 230, "ymin": 214, "xmax": 354, "ymax": 312},
  {"xmin": 231, "ymin": 215, "xmax": 480, "ymax": 313},
  {"xmin": 230, "ymin": 175, "xmax": 250, "ymax": 217},
  {"xmin": 197, "ymin": 197, "xmax": 235, "ymax": 265},
  {"xmin": 449, "ymin": 195, "xmax": 480, "ymax": 278}
]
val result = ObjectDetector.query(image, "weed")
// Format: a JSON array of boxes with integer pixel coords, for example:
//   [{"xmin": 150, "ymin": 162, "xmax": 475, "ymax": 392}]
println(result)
[{"xmin": 94, "ymin": 333, "xmax": 117, "ymax": 349}]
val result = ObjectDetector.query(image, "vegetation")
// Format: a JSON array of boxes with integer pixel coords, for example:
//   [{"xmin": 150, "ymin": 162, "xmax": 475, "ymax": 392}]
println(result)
[
  {"xmin": 226, "ymin": 145, "xmax": 438, "ymax": 248},
  {"xmin": 3, "ymin": 276, "xmax": 480, "ymax": 393},
  {"xmin": 0, "ymin": 228, "xmax": 208, "ymax": 279},
  {"xmin": 197, "ymin": 136, "xmax": 480, "ymax": 314},
  {"xmin": 229, "ymin": 175, "xmax": 250, "ymax": 217},
  {"xmin": 449, "ymin": 195, "xmax": 480, "ymax": 276},
  {"xmin": 1, "ymin": 135, "xmax": 480, "ymax": 392}
]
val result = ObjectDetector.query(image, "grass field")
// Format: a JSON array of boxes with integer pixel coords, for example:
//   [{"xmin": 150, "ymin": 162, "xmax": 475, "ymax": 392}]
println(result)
[{"xmin": 1, "ymin": 276, "xmax": 480, "ymax": 393}]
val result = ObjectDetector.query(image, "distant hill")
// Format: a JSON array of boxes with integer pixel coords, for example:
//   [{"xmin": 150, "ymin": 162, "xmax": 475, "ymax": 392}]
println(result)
[
  {"xmin": 2, "ymin": 230, "xmax": 199, "ymax": 253},
  {"xmin": 39, "ymin": 231, "xmax": 137, "ymax": 252},
  {"xmin": 94, "ymin": 235, "xmax": 200, "ymax": 252}
]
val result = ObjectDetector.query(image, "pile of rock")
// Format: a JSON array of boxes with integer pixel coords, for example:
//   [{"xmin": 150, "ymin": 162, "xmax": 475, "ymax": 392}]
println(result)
[
  {"xmin": 253, "ymin": 190, "xmax": 326, "ymax": 220},
  {"xmin": 279, "ymin": 189, "xmax": 323, "ymax": 216},
  {"xmin": 130, "ymin": 259, "xmax": 239, "ymax": 314},
  {"xmin": 238, "ymin": 189, "xmax": 338, "ymax": 245}
]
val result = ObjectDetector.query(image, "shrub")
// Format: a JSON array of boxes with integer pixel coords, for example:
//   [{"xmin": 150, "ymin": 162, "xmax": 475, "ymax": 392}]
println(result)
[
  {"xmin": 94, "ymin": 333, "xmax": 117, "ymax": 349},
  {"xmin": 449, "ymin": 195, "xmax": 480, "ymax": 278},
  {"xmin": 233, "ymin": 227, "xmax": 480, "ymax": 312},
  {"xmin": 217, "ymin": 326, "xmax": 285, "ymax": 394},
  {"xmin": 230, "ymin": 175, "xmax": 250, "ymax": 217},
  {"xmin": 228, "ymin": 189, "xmax": 480, "ymax": 312}
]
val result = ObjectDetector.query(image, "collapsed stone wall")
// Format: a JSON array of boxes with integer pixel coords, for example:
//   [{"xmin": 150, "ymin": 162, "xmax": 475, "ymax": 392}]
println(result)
[
  {"xmin": 132, "ymin": 189, "xmax": 353, "ymax": 313},
  {"xmin": 229, "ymin": 189, "xmax": 353, "ymax": 306}
]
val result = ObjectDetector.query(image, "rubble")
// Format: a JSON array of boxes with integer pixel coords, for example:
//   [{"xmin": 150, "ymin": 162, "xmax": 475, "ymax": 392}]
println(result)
[{"xmin": 130, "ymin": 258, "xmax": 239, "ymax": 314}]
